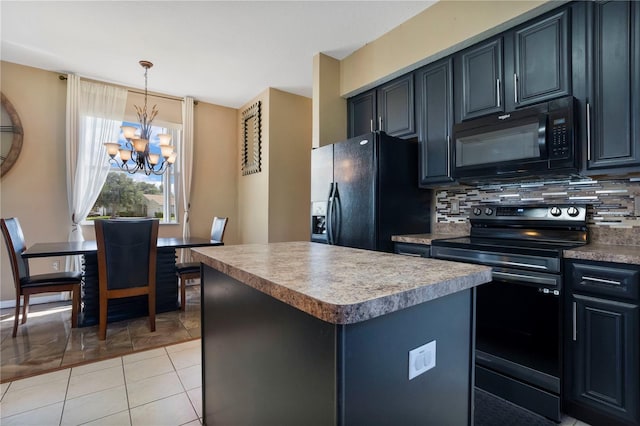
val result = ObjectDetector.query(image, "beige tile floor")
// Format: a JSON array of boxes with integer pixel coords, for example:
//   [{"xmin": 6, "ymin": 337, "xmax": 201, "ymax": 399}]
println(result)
[
  {"xmin": 0, "ymin": 284, "xmax": 590, "ymax": 425},
  {"xmin": 0, "ymin": 339, "xmax": 203, "ymax": 426},
  {"xmin": 1, "ymin": 286, "xmax": 201, "ymax": 383}
]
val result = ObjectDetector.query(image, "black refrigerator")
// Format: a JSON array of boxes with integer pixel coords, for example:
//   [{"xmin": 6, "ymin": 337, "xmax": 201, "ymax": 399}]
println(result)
[{"xmin": 310, "ymin": 131, "xmax": 431, "ymax": 252}]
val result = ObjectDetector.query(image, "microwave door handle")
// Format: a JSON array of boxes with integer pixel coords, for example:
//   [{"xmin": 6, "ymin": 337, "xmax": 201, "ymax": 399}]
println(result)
[{"xmin": 538, "ymin": 114, "xmax": 548, "ymax": 158}]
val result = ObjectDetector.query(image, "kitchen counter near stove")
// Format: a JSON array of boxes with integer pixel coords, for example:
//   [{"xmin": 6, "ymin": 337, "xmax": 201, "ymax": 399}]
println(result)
[
  {"xmin": 564, "ymin": 243, "xmax": 640, "ymax": 265},
  {"xmin": 391, "ymin": 232, "xmax": 467, "ymax": 245},
  {"xmin": 192, "ymin": 241, "xmax": 491, "ymax": 425}
]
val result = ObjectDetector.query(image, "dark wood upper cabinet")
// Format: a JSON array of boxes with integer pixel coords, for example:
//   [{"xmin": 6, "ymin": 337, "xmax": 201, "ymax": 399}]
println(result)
[
  {"xmin": 504, "ymin": 9, "xmax": 570, "ymax": 110},
  {"xmin": 416, "ymin": 58, "xmax": 454, "ymax": 186},
  {"xmin": 347, "ymin": 90, "xmax": 376, "ymax": 138},
  {"xmin": 347, "ymin": 74, "xmax": 415, "ymax": 139},
  {"xmin": 454, "ymin": 38, "xmax": 504, "ymax": 122},
  {"xmin": 377, "ymin": 74, "xmax": 415, "ymax": 138},
  {"xmin": 455, "ymin": 7, "xmax": 571, "ymax": 122},
  {"xmin": 582, "ymin": 0, "xmax": 640, "ymax": 172}
]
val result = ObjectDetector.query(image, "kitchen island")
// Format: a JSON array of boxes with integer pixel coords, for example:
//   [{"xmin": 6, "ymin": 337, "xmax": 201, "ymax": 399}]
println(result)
[{"xmin": 191, "ymin": 241, "xmax": 491, "ymax": 425}]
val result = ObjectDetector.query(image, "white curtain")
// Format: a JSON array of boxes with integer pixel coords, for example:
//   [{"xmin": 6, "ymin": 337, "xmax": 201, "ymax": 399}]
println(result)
[
  {"xmin": 65, "ymin": 76, "xmax": 127, "ymax": 271},
  {"xmin": 180, "ymin": 97, "xmax": 195, "ymax": 262}
]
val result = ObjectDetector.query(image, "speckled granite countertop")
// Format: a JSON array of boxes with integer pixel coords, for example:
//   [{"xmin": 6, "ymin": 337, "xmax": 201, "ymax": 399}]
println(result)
[
  {"xmin": 191, "ymin": 241, "xmax": 491, "ymax": 325},
  {"xmin": 391, "ymin": 233, "xmax": 467, "ymax": 245},
  {"xmin": 564, "ymin": 244, "xmax": 640, "ymax": 265}
]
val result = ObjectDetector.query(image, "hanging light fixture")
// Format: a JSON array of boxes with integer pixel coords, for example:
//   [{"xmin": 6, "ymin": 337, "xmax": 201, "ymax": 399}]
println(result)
[{"xmin": 104, "ymin": 60, "xmax": 177, "ymax": 175}]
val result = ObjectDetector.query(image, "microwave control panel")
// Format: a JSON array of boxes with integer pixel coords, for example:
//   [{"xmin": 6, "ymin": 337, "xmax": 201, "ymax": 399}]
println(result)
[{"xmin": 548, "ymin": 109, "xmax": 573, "ymax": 160}]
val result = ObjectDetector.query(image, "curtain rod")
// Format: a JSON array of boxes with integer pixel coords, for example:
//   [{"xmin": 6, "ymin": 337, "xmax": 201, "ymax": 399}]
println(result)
[{"xmin": 59, "ymin": 74, "xmax": 198, "ymax": 104}]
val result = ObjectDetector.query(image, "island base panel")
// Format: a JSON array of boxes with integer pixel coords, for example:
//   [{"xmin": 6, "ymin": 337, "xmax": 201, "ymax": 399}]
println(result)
[
  {"xmin": 338, "ymin": 287, "xmax": 473, "ymax": 425},
  {"xmin": 201, "ymin": 267, "xmax": 336, "ymax": 426},
  {"xmin": 201, "ymin": 265, "xmax": 474, "ymax": 425}
]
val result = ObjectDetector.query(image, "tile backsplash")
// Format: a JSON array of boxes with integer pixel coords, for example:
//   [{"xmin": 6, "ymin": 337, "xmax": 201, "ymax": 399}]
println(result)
[{"xmin": 433, "ymin": 177, "xmax": 640, "ymax": 246}]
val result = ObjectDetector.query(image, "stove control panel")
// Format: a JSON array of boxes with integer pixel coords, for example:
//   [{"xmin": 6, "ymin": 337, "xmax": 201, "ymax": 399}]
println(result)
[{"xmin": 470, "ymin": 205, "xmax": 587, "ymax": 222}]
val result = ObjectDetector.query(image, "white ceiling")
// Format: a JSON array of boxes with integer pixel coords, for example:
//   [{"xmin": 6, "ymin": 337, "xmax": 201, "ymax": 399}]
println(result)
[{"xmin": 1, "ymin": 1, "xmax": 435, "ymax": 108}]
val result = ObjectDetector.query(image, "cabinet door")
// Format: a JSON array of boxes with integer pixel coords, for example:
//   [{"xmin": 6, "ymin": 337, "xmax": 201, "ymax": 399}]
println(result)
[
  {"xmin": 416, "ymin": 58, "xmax": 454, "ymax": 186},
  {"xmin": 586, "ymin": 0, "xmax": 640, "ymax": 171},
  {"xmin": 454, "ymin": 37, "xmax": 503, "ymax": 122},
  {"xmin": 377, "ymin": 74, "xmax": 415, "ymax": 138},
  {"xmin": 347, "ymin": 90, "xmax": 376, "ymax": 138},
  {"xmin": 505, "ymin": 9, "xmax": 570, "ymax": 110},
  {"xmin": 568, "ymin": 294, "xmax": 639, "ymax": 424}
]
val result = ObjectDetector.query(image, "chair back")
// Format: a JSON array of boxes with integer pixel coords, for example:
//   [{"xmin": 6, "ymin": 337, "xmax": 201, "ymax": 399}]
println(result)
[
  {"xmin": 1, "ymin": 218, "xmax": 30, "ymax": 287},
  {"xmin": 95, "ymin": 219, "xmax": 159, "ymax": 290},
  {"xmin": 210, "ymin": 216, "xmax": 228, "ymax": 242}
]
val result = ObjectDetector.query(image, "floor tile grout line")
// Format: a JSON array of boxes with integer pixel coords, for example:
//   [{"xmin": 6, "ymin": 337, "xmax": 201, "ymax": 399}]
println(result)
[
  {"xmin": 122, "ymin": 354, "xmax": 134, "ymax": 426},
  {"xmin": 58, "ymin": 364, "xmax": 72, "ymax": 426},
  {"xmin": 75, "ymin": 408, "xmax": 131, "ymax": 426}
]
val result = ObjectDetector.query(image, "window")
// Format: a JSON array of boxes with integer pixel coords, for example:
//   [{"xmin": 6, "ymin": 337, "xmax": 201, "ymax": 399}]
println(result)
[{"xmin": 89, "ymin": 122, "xmax": 180, "ymax": 223}]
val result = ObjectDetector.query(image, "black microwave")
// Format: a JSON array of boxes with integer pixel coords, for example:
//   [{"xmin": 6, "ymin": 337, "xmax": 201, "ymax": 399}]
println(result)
[{"xmin": 452, "ymin": 96, "xmax": 577, "ymax": 181}]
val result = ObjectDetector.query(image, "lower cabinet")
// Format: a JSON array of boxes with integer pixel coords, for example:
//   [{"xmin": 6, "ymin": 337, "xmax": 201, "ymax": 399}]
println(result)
[
  {"xmin": 564, "ymin": 260, "xmax": 640, "ymax": 425},
  {"xmin": 394, "ymin": 242, "xmax": 430, "ymax": 258}
]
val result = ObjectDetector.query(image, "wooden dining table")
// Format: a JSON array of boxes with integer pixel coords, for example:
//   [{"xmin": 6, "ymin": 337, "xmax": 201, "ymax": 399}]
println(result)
[{"xmin": 22, "ymin": 237, "xmax": 222, "ymax": 327}]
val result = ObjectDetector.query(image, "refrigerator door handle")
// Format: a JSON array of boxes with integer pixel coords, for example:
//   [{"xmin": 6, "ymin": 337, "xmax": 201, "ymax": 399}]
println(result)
[
  {"xmin": 333, "ymin": 183, "xmax": 341, "ymax": 245},
  {"xmin": 326, "ymin": 183, "xmax": 335, "ymax": 244}
]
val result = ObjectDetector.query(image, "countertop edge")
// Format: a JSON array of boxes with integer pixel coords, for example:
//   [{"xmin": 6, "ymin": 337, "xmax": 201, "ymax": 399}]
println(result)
[
  {"xmin": 192, "ymin": 247, "xmax": 491, "ymax": 325},
  {"xmin": 563, "ymin": 244, "xmax": 640, "ymax": 265}
]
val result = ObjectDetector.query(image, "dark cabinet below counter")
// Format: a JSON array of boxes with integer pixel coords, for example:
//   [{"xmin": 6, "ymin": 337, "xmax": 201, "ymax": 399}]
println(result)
[
  {"xmin": 394, "ymin": 242, "xmax": 431, "ymax": 258},
  {"xmin": 563, "ymin": 259, "xmax": 640, "ymax": 426}
]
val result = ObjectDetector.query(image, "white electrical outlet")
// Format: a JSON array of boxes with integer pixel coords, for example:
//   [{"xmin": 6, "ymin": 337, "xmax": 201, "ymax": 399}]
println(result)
[
  {"xmin": 52, "ymin": 260, "xmax": 60, "ymax": 271},
  {"xmin": 408, "ymin": 340, "xmax": 436, "ymax": 380}
]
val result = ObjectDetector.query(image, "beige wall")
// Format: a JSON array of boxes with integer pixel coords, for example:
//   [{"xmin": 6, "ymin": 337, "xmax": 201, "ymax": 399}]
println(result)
[
  {"xmin": 312, "ymin": 53, "xmax": 346, "ymax": 148},
  {"xmin": 340, "ymin": 0, "xmax": 556, "ymax": 97},
  {"xmin": 268, "ymin": 89, "xmax": 312, "ymax": 242},
  {"xmin": 190, "ymin": 101, "xmax": 239, "ymax": 245},
  {"xmin": 0, "ymin": 61, "xmax": 239, "ymax": 303},
  {"xmin": 237, "ymin": 88, "xmax": 312, "ymax": 244},
  {"xmin": 0, "ymin": 62, "xmax": 69, "ymax": 303},
  {"xmin": 237, "ymin": 90, "xmax": 270, "ymax": 244}
]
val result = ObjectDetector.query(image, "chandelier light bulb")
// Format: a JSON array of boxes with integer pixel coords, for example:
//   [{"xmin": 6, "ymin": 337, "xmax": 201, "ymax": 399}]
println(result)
[
  {"xmin": 121, "ymin": 126, "xmax": 137, "ymax": 140},
  {"xmin": 158, "ymin": 133, "xmax": 172, "ymax": 145},
  {"xmin": 104, "ymin": 142, "xmax": 120, "ymax": 157}
]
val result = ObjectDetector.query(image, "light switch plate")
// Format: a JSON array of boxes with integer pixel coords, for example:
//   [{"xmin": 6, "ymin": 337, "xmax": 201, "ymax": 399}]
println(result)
[{"xmin": 408, "ymin": 340, "xmax": 436, "ymax": 380}]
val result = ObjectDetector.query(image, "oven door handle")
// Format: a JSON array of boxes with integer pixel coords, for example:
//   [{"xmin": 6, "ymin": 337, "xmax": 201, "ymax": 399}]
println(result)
[
  {"xmin": 434, "ymin": 251, "xmax": 551, "ymax": 271},
  {"xmin": 500, "ymin": 261, "xmax": 548, "ymax": 270},
  {"xmin": 492, "ymin": 270, "xmax": 559, "ymax": 287}
]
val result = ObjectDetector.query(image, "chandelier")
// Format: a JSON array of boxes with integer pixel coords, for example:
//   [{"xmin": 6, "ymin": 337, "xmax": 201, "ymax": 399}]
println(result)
[{"xmin": 104, "ymin": 60, "xmax": 176, "ymax": 175}]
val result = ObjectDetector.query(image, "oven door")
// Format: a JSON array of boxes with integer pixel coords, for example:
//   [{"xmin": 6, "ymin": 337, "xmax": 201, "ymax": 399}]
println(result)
[
  {"xmin": 476, "ymin": 267, "xmax": 561, "ymax": 391},
  {"xmin": 475, "ymin": 266, "xmax": 563, "ymax": 421}
]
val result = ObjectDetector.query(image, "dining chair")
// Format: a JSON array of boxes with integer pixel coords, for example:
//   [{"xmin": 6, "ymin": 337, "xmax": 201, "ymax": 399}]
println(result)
[
  {"xmin": 1, "ymin": 217, "xmax": 81, "ymax": 338},
  {"xmin": 95, "ymin": 218, "xmax": 159, "ymax": 341},
  {"xmin": 176, "ymin": 216, "xmax": 228, "ymax": 310}
]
